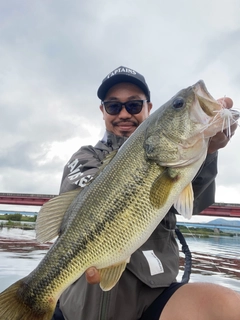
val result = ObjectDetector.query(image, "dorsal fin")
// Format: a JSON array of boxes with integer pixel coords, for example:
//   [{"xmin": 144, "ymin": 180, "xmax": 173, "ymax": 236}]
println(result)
[
  {"xmin": 35, "ymin": 188, "xmax": 81, "ymax": 243},
  {"xmin": 35, "ymin": 150, "xmax": 118, "ymax": 243}
]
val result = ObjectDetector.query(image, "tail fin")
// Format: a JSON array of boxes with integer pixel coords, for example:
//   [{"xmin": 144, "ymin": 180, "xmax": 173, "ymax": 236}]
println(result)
[{"xmin": 0, "ymin": 279, "xmax": 55, "ymax": 320}]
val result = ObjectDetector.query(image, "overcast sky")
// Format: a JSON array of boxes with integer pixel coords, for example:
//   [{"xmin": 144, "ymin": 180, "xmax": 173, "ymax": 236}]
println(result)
[{"xmin": 0, "ymin": 0, "xmax": 240, "ymax": 214}]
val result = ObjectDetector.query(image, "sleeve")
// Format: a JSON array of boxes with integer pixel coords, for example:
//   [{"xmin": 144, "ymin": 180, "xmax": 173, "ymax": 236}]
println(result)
[
  {"xmin": 191, "ymin": 151, "xmax": 218, "ymax": 215},
  {"xmin": 59, "ymin": 145, "xmax": 104, "ymax": 194}
]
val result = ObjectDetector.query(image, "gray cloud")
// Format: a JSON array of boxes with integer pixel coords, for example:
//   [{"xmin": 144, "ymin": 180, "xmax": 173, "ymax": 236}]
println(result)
[{"xmin": 0, "ymin": 0, "xmax": 240, "ymax": 205}]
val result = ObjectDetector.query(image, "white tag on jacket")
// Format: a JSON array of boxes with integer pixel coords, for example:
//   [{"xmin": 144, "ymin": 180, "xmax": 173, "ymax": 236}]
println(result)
[{"xmin": 142, "ymin": 250, "xmax": 164, "ymax": 275}]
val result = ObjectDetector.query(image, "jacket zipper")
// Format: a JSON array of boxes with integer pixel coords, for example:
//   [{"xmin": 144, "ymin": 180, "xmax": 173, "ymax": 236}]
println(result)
[{"xmin": 99, "ymin": 291, "xmax": 111, "ymax": 320}]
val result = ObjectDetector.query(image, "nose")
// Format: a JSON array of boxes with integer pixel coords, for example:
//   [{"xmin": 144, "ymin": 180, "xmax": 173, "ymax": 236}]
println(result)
[{"xmin": 118, "ymin": 106, "xmax": 132, "ymax": 118}]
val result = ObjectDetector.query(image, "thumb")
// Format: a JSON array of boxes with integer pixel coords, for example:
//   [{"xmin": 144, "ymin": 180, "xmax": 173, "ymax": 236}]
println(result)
[{"xmin": 217, "ymin": 97, "xmax": 233, "ymax": 109}]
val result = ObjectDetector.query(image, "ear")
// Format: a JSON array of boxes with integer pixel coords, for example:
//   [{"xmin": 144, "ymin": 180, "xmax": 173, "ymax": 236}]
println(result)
[
  {"xmin": 147, "ymin": 102, "xmax": 153, "ymax": 113},
  {"xmin": 100, "ymin": 104, "xmax": 105, "ymax": 119}
]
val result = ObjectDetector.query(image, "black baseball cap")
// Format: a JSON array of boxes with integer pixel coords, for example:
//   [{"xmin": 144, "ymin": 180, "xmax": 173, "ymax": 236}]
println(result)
[{"xmin": 97, "ymin": 66, "xmax": 151, "ymax": 101}]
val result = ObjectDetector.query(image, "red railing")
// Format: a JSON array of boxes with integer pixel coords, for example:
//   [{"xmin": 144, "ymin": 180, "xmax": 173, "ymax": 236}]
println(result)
[
  {"xmin": 0, "ymin": 193, "xmax": 55, "ymax": 206},
  {"xmin": 0, "ymin": 193, "xmax": 240, "ymax": 217}
]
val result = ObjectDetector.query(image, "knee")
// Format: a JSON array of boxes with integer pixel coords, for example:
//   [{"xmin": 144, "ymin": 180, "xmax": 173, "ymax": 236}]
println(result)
[
  {"xmin": 195, "ymin": 283, "xmax": 240, "ymax": 320},
  {"xmin": 192, "ymin": 283, "xmax": 240, "ymax": 320},
  {"xmin": 160, "ymin": 283, "xmax": 240, "ymax": 320},
  {"xmin": 218, "ymin": 288, "xmax": 240, "ymax": 320}
]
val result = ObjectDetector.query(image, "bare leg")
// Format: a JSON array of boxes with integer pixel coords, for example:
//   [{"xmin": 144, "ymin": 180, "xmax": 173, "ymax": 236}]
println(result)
[{"xmin": 160, "ymin": 283, "xmax": 240, "ymax": 320}]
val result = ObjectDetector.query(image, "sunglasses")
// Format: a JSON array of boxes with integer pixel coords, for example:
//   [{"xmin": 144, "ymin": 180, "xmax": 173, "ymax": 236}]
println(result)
[{"xmin": 102, "ymin": 100, "xmax": 147, "ymax": 115}]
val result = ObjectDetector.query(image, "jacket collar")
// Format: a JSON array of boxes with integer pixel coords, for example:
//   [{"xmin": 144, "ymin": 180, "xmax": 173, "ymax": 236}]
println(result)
[{"xmin": 95, "ymin": 130, "xmax": 128, "ymax": 151}]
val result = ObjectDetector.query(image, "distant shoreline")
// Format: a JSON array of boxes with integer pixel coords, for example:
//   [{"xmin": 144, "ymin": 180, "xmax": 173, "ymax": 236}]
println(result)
[
  {"xmin": 178, "ymin": 225, "xmax": 238, "ymax": 237},
  {"xmin": 0, "ymin": 213, "xmax": 36, "ymax": 230},
  {"xmin": 0, "ymin": 214, "xmax": 239, "ymax": 237}
]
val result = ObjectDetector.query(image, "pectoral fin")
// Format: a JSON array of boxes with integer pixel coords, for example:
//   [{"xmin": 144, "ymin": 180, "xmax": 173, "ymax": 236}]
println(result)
[
  {"xmin": 36, "ymin": 188, "xmax": 81, "ymax": 243},
  {"xmin": 150, "ymin": 169, "xmax": 179, "ymax": 209},
  {"xmin": 174, "ymin": 183, "xmax": 194, "ymax": 219},
  {"xmin": 99, "ymin": 258, "xmax": 130, "ymax": 291}
]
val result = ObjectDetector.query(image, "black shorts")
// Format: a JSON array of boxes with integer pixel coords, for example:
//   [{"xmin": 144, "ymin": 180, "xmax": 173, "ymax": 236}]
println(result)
[
  {"xmin": 52, "ymin": 282, "xmax": 185, "ymax": 320},
  {"xmin": 140, "ymin": 282, "xmax": 186, "ymax": 320},
  {"xmin": 52, "ymin": 301, "xmax": 64, "ymax": 320}
]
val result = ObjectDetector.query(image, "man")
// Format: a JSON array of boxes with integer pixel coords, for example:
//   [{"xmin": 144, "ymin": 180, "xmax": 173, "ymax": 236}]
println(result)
[{"xmin": 53, "ymin": 66, "xmax": 240, "ymax": 320}]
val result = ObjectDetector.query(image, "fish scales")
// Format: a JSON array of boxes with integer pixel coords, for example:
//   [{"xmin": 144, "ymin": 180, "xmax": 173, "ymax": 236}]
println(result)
[
  {"xmin": 43, "ymin": 141, "xmax": 161, "ymax": 293},
  {"xmin": 2, "ymin": 134, "xmax": 164, "ymax": 315},
  {"xmin": 0, "ymin": 80, "xmax": 239, "ymax": 320}
]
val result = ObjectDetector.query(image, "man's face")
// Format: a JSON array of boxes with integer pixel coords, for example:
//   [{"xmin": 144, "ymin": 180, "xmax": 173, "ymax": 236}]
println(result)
[{"xmin": 100, "ymin": 83, "xmax": 152, "ymax": 137}]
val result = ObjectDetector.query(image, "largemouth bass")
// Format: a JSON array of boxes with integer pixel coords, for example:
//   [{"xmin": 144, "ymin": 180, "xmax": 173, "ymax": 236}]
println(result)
[{"xmin": 0, "ymin": 80, "xmax": 238, "ymax": 320}]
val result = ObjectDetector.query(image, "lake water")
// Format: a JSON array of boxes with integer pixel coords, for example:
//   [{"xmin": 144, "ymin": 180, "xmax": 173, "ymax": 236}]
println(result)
[{"xmin": 0, "ymin": 227, "xmax": 239, "ymax": 293}]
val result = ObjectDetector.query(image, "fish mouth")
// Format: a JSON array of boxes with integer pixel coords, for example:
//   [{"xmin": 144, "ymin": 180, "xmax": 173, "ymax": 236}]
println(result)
[
  {"xmin": 193, "ymin": 80, "xmax": 240, "ymax": 122},
  {"xmin": 193, "ymin": 80, "xmax": 220, "ymax": 117},
  {"xmin": 197, "ymin": 97, "xmax": 218, "ymax": 116}
]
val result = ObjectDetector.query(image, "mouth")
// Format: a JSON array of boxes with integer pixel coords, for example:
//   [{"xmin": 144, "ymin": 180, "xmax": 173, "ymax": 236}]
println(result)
[
  {"xmin": 192, "ymin": 80, "xmax": 239, "ymax": 137},
  {"xmin": 197, "ymin": 97, "xmax": 219, "ymax": 116},
  {"xmin": 194, "ymin": 81, "xmax": 240, "ymax": 123},
  {"xmin": 114, "ymin": 122, "xmax": 138, "ymax": 131},
  {"xmin": 193, "ymin": 80, "xmax": 221, "ymax": 116}
]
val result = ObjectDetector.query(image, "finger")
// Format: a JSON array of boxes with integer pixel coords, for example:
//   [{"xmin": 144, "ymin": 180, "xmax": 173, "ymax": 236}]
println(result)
[
  {"xmin": 223, "ymin": 122, "xmax": 238, "ymax": 137},
  {"xmin": 217, "ymin": 97, "xmax": 233, "ymax": 109},
  {"xmin": 208, "ymin": 132, "xmax": 229, "ymax": 154},
  {"xmin": 85, "ymin": 267, "xmax": 101, "ymax": 284}
]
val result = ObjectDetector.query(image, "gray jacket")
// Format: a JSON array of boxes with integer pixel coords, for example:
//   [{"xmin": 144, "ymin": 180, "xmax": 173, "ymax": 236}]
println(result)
[{"xmin": 59, "ymin": 131, "xmax": 218, "ymax": 320}]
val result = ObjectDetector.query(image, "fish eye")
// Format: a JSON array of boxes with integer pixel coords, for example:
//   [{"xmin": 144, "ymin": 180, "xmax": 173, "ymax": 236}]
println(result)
[{"xmin": 173, "ymin": 98, "xmax": 184, "ymax": 109}]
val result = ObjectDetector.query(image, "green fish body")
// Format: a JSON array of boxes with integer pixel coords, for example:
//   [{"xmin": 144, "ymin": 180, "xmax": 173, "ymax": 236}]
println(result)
[{"xmin": 0, "ymin": 80, "xmax": 238, "ymax": 320}]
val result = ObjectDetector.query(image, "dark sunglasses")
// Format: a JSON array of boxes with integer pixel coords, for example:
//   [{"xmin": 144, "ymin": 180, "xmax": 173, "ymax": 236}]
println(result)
[{"xmin": 102, "ymin": 100, "xmax": 147, "ymax": 115}]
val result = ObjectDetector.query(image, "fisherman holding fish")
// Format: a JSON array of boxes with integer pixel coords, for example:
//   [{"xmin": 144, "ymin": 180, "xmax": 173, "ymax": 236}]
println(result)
[
  {"xmin": 53, "ymin": 66, "xmax": 240, "ymax": 320},
  {"xmin": 1, "ymin": 67, "xmax": 239, "ymax": 320}
]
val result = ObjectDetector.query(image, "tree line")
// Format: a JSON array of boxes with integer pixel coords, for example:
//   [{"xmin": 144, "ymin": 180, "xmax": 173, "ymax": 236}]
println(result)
[{"xmin": 0, "ymin": 213, "xmax": 37, "ymax": 222}]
